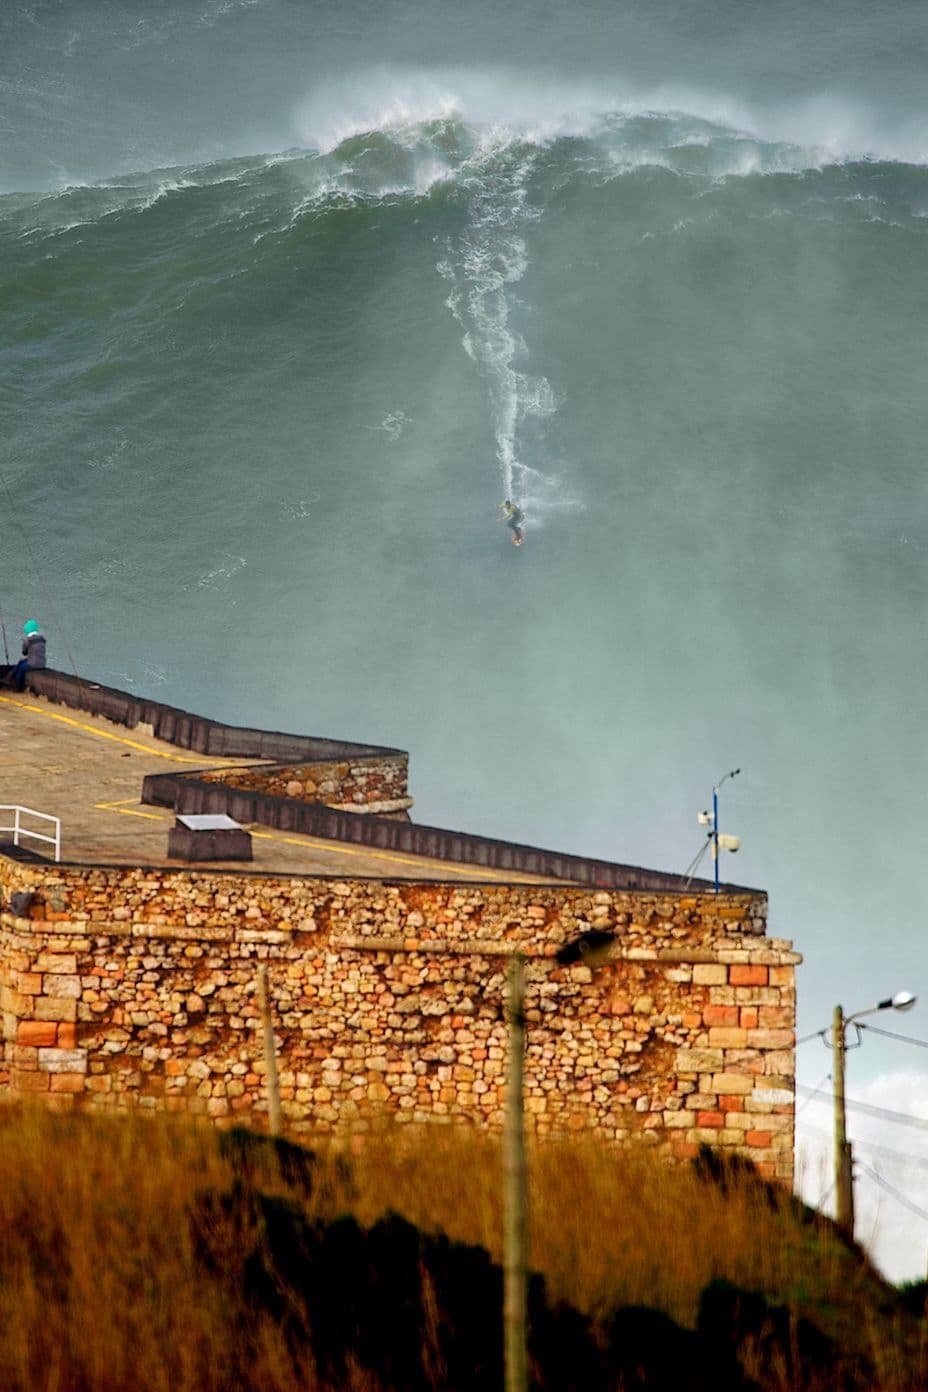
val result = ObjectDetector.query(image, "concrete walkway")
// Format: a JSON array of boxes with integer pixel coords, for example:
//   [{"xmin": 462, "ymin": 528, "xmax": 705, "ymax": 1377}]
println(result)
[{"xmin": 0, "ymin": 692, "xmax": 558, "ymax": 883}]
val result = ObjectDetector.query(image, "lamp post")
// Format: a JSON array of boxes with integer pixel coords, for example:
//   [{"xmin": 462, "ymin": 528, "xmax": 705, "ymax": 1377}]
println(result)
[
  {"xmin": 692, "ymin": 770, "xmax": 741, "ymax": 893},
  {"xmin": 831, "ymin": 990, "xmax": 917, "ymax": 1239},
  {"xmin": 711, "ymin": 769, "xmax": 740, "ymax": 893}
]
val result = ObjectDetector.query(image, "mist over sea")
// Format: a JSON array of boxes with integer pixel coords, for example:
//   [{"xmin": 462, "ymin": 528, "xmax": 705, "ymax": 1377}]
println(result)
[{"xmin": 3, "ymin": 0, "xmax": 928, "ymax": 1274}]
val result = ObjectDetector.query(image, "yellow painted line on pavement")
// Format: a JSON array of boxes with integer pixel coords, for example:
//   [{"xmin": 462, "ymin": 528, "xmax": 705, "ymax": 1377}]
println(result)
[
  {"xmin": 0, "ymin": 693, "xmax": 208, "ymax": 763},
  {"xmin": 94, "ymin": 798, "xmax": 169, "ymax": 822},
  {"xmin": 266, "ymin": 830, "xmax": 525, "ymax": 880},
  {"xmin": 95, "ymin": 808, "xmax": 527, "ymax": 879}
]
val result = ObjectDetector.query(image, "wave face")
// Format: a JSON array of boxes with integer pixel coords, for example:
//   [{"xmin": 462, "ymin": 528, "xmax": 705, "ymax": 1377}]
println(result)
[
  {"xmin": 5, "ymin": 9, "xmax": 928, "ymax": 1284},
  {"xmin": 5, "ymin": 109, "xmax": 928, "ymax": 527}
]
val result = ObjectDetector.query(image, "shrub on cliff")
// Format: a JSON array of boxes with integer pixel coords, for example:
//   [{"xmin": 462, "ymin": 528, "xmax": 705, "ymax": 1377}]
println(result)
[{"xmin": 0, "ymin": 1110, "xmax": 921, "ymax": 1391}]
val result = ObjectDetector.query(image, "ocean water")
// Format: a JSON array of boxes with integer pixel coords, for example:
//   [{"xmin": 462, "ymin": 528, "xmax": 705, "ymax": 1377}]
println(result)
[{"xmin": 3, "ymin": 0, "xmax": 928, "ymax": 1272}]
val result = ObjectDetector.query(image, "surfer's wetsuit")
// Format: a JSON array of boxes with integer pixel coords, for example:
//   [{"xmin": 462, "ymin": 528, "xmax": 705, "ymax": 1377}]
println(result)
[{"xmin": 502, "ymin": 501, "xmax": 525, "ymax": 542}]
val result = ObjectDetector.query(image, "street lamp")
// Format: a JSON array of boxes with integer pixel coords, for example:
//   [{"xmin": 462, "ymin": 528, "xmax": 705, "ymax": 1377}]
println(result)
[{"xmin": 830, "ymin": 990, "xmax": 917, "ymax": 1240}]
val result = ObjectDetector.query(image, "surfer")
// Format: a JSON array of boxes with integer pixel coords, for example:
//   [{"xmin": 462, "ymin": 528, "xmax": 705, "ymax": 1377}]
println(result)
[{"xmin": 500, "ymin": 500, "xmax": 525, "ymax": 546}]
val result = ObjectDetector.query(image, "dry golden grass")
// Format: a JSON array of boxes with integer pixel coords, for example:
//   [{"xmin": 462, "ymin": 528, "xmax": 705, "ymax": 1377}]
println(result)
[
  {"xmin": 334, "ymin": 1124, "xmax": 852, "ymax": 1323},
  {"xmin": 0, "ymin": 1107, "xmax": 920, "ymax": 1392}
]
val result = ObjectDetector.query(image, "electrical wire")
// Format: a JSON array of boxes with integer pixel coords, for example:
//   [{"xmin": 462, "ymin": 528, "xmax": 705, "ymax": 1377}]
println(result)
[
  {"xmin": 856, "ymin": 1161, "xmax": 928, "ymax": 1224},
  {"xmin": 796, "ymin": 1028, "xmax": 829, "ymax": 1046},
  {"xmin": 858, "ymin": 1022, "xmax": 928, "ymax": 1049},
  {"xmin": 796, "ymin": 1072, "xmax": 831, "ymax": 1116},
  {"xmin": 797, "ymin": 1122, "xmax": 928, "ymax": 1173},
  {"xmin": 795, "ymin": 1082, "xmax": 928, "ymax": 1131}
]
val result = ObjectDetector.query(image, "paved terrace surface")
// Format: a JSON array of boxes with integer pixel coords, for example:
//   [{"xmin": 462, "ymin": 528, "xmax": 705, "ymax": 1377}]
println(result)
[{"xmin": 0, "ymin": 692, "xmax": 561, "ymax": 883}]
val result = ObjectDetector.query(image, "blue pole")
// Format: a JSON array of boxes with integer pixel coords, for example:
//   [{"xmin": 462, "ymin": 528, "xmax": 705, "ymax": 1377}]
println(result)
[{"xmin": 712, "ymin": 783, "xmax": 719, "ymax": 894}]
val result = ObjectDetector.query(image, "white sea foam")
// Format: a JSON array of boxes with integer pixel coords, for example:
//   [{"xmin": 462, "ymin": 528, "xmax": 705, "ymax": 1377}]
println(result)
[
  {"xmin": 9, "ymin": 68, "xmax": 928, "ymax": 244},
  {"xmin": 363, "ymin": 411, "xmax": 412, "ymax": 441},
  {"xmin": 189, "ymin": 555, "xmax": 248, "ymax": 590},
  {"xmin": 437, "ymin": 137, "xmax": 566, "ymax": 516},
  {"xmin": 278, "ymin": 495, "xmax": 320, "ymax": 520},
  {"xmin": 293, "ymin": 68, "xmax": 928, "ymax": 170}
]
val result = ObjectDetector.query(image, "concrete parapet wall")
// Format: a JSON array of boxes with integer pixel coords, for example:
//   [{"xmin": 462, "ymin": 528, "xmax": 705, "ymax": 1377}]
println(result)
[{"xmin": 0, "ymin": 856, "xmax": 798, "ymax": 1182}]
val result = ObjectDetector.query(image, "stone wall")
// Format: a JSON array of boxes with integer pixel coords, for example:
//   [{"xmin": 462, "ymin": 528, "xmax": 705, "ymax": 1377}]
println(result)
[
  {"xmin": 196, "ymin": 755, "xmax": 413, "ymax": 818},
  {"xmin": 0, "ymin": 855, "xmax": 799, "ymax": 1182}
]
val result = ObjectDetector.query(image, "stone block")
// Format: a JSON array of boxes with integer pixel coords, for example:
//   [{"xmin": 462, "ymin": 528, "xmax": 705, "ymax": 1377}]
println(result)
[
  {"xmin": 729, "ymin": 965, "xmax": 768, "ymax": 986},
  {"xmin": 37, "ymin": 1048, "xmax": 88, "ymax": 1074},
  {"xmin": 44, "ymin": 976, "xmax": 81, "ymax": 999},
  {"xmin": 769, "ymin": 967, "xmax": 794, "ymax": 986},
  {"xmin": 707, "ymin": 1028, "xmax": 747, "ymax": 1048},
  {"xmin": 1, "ymin": 987, "xmax": 30, "ymax": 1015},
  {"xmin": 14, "ymin": 973, "xmax": 43, "ymax": 995},
  {"xmin": 711, "ymin": 1073, "xmax": 754, "ymax": 1095},
  {"xmin": 684, "ymin": 1094, "xmax": 719, "ymax": 1110},
  {"xmin": 758, "ymin": 1005, "xmax": 794, "ymax": 1027},
  {"xmin": 50, "ymin": 1073, "xmax": 86, "ymax": 1093},
  {"xmin": 692, "ymin": 965, "xmax": 727, "ymax": 985},
  {"xmin": 675, "ymin": 1049, "xmax": 724, "ymax": 1073},
  {"xmin": 12, "ymin": 1070, "xmax": 49, "ymax": 1092},
  {"xmin": 733, "ymin": 986, "xmax": 779, "ymax": 1004},
  {"xmin": 747, "ymin": 1028, "xmax": 794, "ymax": 1050},
  {"xmin": 36, "ymin": 954, "xmax": 77, "ymax": 974},
  {"xmin": 17, "ymin": 1021, "xmax": 57, "ymax": 1048},
  {"xmin": 704, "ymin": 1005, "xmax": 738, "ymax": 1027}
]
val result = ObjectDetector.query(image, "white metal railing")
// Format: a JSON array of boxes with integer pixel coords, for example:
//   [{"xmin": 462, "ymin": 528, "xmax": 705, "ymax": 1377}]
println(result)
[{"xmin": 0, "ymin": 805, "xmax": 61, "ymax": 862}]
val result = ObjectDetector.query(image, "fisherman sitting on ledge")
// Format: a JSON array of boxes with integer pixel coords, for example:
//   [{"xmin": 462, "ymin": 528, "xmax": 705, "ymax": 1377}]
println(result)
[{"xmin": 6, "ymin": 619, "xmax": 47, "ymax": 692}]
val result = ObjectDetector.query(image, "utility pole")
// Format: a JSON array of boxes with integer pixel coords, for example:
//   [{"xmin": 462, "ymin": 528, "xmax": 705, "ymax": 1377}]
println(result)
[
  {"xmin": 827, "ymin": 991, "xmax": 918, "ymax": 1241},
  {"xmin": 832, "ymin": 1004, "xmax": 855, "ymax": 1239},
  {"xmin": 503, "ymin": 953, "xmax": 528, "ymax": 1392},
  {"xmin": 257, "ymin": 964, "xmax": 282, "ymax": 1137}
]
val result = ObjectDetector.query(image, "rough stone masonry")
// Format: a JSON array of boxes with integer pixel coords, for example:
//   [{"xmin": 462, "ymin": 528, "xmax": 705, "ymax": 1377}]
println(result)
[{"xmin": 0, "ymin": 857, "xmax": 800, "ymax": 1182}]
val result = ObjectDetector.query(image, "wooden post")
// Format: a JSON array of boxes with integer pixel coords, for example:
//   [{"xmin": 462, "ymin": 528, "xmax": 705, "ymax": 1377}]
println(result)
[
  {"xmin": 258, "ymin": 964, "xmax": 282, "ymax": 1137},
  {"xmin": 833, "ymin": 1003, "xmax": 854, "ymax": 1239},
  {"xmin": 504, "ymin": 953, "xmax": 528, "ymax": 1392}
]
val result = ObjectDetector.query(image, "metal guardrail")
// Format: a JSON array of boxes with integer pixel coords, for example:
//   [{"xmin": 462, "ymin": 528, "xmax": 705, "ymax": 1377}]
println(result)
[{"xmin": 0, "ymin": 805, "xmax": 61, "ymax": 862}]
